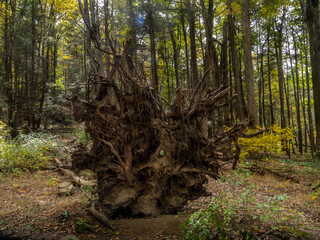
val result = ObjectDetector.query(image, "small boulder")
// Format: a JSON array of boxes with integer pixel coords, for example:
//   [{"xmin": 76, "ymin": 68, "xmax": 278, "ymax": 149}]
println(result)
[{"xmin": 58, "ymin": 182, "xmax": 73, "ymax": 195}]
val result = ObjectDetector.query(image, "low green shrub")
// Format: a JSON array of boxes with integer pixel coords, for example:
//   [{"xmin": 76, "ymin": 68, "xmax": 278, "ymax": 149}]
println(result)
[
  {"xmin": 0, "ymin": 120, "xmax": 61, "ymax": 174},
  {"xmin": 181, "ymin": 170, "xmax": 306, "ymax": 240},
  {"xmin": 75, "ymin": 217, "xmax": 93, "ymax": 233}
]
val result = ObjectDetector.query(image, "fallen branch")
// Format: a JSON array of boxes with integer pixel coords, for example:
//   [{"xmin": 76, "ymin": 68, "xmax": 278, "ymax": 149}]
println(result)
[
  {"xmin": 88, "ymin": 201, "xmax": 115, "ymax": 230},
  {"xmin": 244, "ymin": 164, "xmax": 300, "ymax": 183},
  {"xmin": 60, "ymin": 168, "xmax": 96, "ymax": 186},
  {"xmin": 54, "ymin": 158, "xmax": 96, "ymax": 187}
]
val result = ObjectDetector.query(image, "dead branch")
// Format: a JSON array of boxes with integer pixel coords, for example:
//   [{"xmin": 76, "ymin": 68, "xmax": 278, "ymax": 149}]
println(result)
[
  {"xmin": 54, "ymin": 158, "xmax": 96, "ymax": 187},
  {"xmin": 88, "ymin": 201, "xmax": 115, "ymax": 230}
]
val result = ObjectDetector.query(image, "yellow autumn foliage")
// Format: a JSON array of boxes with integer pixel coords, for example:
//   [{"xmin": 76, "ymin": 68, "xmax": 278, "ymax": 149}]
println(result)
[
  {"xmin": 0, "ymin": 120, "xmax": 8, "ymax": 145},
  {"xmin": 239, "ymin": 125, "xmax": 293, "ymax": 160}
]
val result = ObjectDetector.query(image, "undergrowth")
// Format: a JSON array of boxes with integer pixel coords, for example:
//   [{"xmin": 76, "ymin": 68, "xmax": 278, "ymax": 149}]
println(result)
[
  {"xmin": 0, "ymin": 120, "xmax": 61, "ymax": 174},
  {"xmin": 239, "ymin": 124, "xmax": 294, "ymax": 160},
  {"xmin": 181, "ymin": 169, "xmax": 311, "ymax": 240}
]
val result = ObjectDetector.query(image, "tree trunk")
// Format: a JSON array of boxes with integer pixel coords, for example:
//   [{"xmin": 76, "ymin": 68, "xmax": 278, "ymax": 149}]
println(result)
[
  {"xmin": 267, "ymin": 25, "xmax": 275, "ymax": 126},
  {"xmin": 170, "ymin": 30, "xmax": 180, "ymax": 87},
  {"xmin": 221, "ymin": 21, "xmax": 230, "ymax": 126},
  {"xmin": 3, "ymin": 0, "xmax": 18, "ymax": 138},
  {"xmin": 200, "ymin": 0, "xmax": 221, "ymax": 88},
  {"xmin": 241, "ymin": 0, "xmax": 258, "ymax": 126},
  {"xmin": 300, "ymin": 53, "xmax": 308, "ymax": 153},
  {"xmin": 185, "ymin": 0, "xmax": 199, "ymax": 89},
  {"xmin": 180, "ymin": 4, "xmax": 190, "ymax": 88},
  {"xmin": 127, "ymin": 0, "xmax": 137, "ymax": 64},
  {"xmin": 292, "ymin": 32, "xmax": 303, "ymax": 154},
  {"xmin": 300, "ymin": 0, "xmax": 320, "ymax": 152},
  {"xmin": 147, "ymin": 0, "xmax": 159, "ymax": 92},
  {"xmin": 303, "ymin": 29, "xmax": 315, "ymax": 153},
  {"xmin": 227, "ymin": 0, "xmax": 246, "ymax": 121},
  {"xmin": 274, "ymin": 16, "xmax": 286, "ymax": 131}
]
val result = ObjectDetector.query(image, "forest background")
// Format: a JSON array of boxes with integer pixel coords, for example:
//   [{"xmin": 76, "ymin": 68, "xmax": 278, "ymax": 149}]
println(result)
[
  {"xmin": 0, "ymin": 0, "xmax": 320, "ymax": 239},
  {"xmin": 0, "ymin": 0, "xmax": 320, "ymax": 157}
]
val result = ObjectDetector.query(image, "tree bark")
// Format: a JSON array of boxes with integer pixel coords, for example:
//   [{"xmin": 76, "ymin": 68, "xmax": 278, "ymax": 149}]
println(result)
[
  {"xmin": 147, "ymin": 0, "xmax": 159, "ymax": 92},
  {"xmin": 228, "ymin": 0, "xmax": 246, "ymax": 121},
  {"xmin": 170, "ymin": 30, "xmax": 180, "ymax": 87},
  {"xmin": 267, "ymin": 25, "xmax": 275, "ymax": 125},
  {"xmin": 292, "ymin": 31, "xmax": 303, "ymax": 154},
  {"xmin": 221, "ymin": 21, "xmax": 230, "ymax": 126},
  {"xmin": 180, "ymin": 3, "xmax": 190, "ymax": 89},
  {"xmin": 185, "ymin": 0, "xmax": 199, "ymax": 89},
  {"xmin": 274, "ymin": 16, "xmax": 287, "ymax": 131},
  {"xmin": 300, "ymin": 0, "xmax": 320, "ymax": 152},
  {"xmin": 303, "ymin": 29, "xmax": 315, "ymax": 153},
  {"xmin": 241, "ymin": 0, "xmax": 258, "ymax": 126}
]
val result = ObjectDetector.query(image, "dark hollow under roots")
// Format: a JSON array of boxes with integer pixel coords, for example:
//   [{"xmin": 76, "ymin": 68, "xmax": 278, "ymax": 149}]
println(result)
[{"xmin": 71, "ymin": 39, "xmax": 249, "ymax": 218}]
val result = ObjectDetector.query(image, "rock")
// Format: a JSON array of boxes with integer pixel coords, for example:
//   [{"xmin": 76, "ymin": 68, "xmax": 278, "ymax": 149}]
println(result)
[{"xmin": 58, "ymin": 182, "xmax": 73, "ymax": 195}]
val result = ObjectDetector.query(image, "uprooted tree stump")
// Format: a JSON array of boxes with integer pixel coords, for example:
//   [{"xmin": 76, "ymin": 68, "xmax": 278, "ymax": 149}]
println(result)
[{"xmin": 71, "ymin": 39, "xmax": 249, "ymax": 218}]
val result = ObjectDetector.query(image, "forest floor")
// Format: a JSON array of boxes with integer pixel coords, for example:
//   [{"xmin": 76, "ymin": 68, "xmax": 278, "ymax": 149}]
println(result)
[{"xmin": 0, "ymin": 133, "xmax": 319, "ymax": 239}]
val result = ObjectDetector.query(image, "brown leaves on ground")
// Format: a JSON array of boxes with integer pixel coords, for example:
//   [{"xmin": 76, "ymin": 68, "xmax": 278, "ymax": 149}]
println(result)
[{"xmin": 0, "ymin": 155, "xmax": 319, "ymax": 239}]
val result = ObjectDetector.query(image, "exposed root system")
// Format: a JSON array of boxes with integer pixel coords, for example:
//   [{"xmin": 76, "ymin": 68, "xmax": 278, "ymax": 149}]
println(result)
[{"xmin": 71, "ymin": 39, "xmax": 249, "ymax": 217}]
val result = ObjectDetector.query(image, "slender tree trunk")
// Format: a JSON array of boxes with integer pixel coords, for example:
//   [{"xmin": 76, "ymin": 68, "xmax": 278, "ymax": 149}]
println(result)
[
  {"xmin": 284, "ymin": 53, "xmax": 294, "ymax": 154},
  {"xmin": 300, "ymin": 53, "xmax": 308, "ymax": 153},
  {"xmin": 292, "ymin": 32, "xmax": 303, "ymax": 154},
  {"xmin": 221, "ymin": 21, "xmax": 230, "ymax": 126},
  {"xmin": 241, "ymin": 0, "xmax": 258, "ymax": 126},
  {"xmin": 227, "ymin": 0, "xmax": 246, "ymax": 121},
  {"xmin": 229, "ymin": 47, "xmax": 234, "ymax": 125},
  {"xmin": 185, "ymin": 0, "xmax": 199, "ymax": 89},
  {"xmin": 274, "ymin": 16, "xmax": 287, "ymax": 131},
  {"xmin": 127, "ymin": 0, "xmax": 137, "ymax": 63},
  {"xmin": 4, "ymin": 0, "xmax": 17, "ymax": 138},
  {"xmin": 198, "ymin": 14, "xmax": 205, "ymax": 64},
  {"xmin": 180, "ymin": 4, "xmax": 190, "ymax": 88},
  {"xmin": 147, "ymin": 0, "xmax": 159, "ymax": 92},
  {"xmin": 300, "ymin": 0, "xmax": 320, "ymax": 152},
  {"xmin": 260, "ymin": 46, "xmax": 266, "ymax": 127},
  {"xmin": 284, "ymin": 57, "xmax": 292, "ymax": 129},
  {"xmin": 31, "ymin": 0, "xmax": 37, "ymax": 130},
  {"xmin": 257, "ymin": 29, "xmax": 264, "ymax": 127},
  {"xmin": 200, "ymin": 0, "xmax": 220, "ymax": 88},
  {"xmin": 170, "ymin": 30, "xmax": 180, "ymax": 87},
  {"xmin": 303, "ymin": 29, "xmax": 315, "ymax": 153},
  {"xmin": 38, "ymin": 44, "xmax": 50, "ymax": 129},
  {"xmin": 267, "ymin": 27, "xmax": 275, "ymax": 125}
]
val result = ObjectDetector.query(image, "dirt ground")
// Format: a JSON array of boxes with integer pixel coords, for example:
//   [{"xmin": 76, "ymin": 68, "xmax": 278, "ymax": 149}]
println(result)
[
  {"xmin": 0, "ymin": 170, "xmax": 186, "ymax": 240},
  {"xmin": 0, "ymin": 157, "xmax": 319, "ymax": 240}
]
